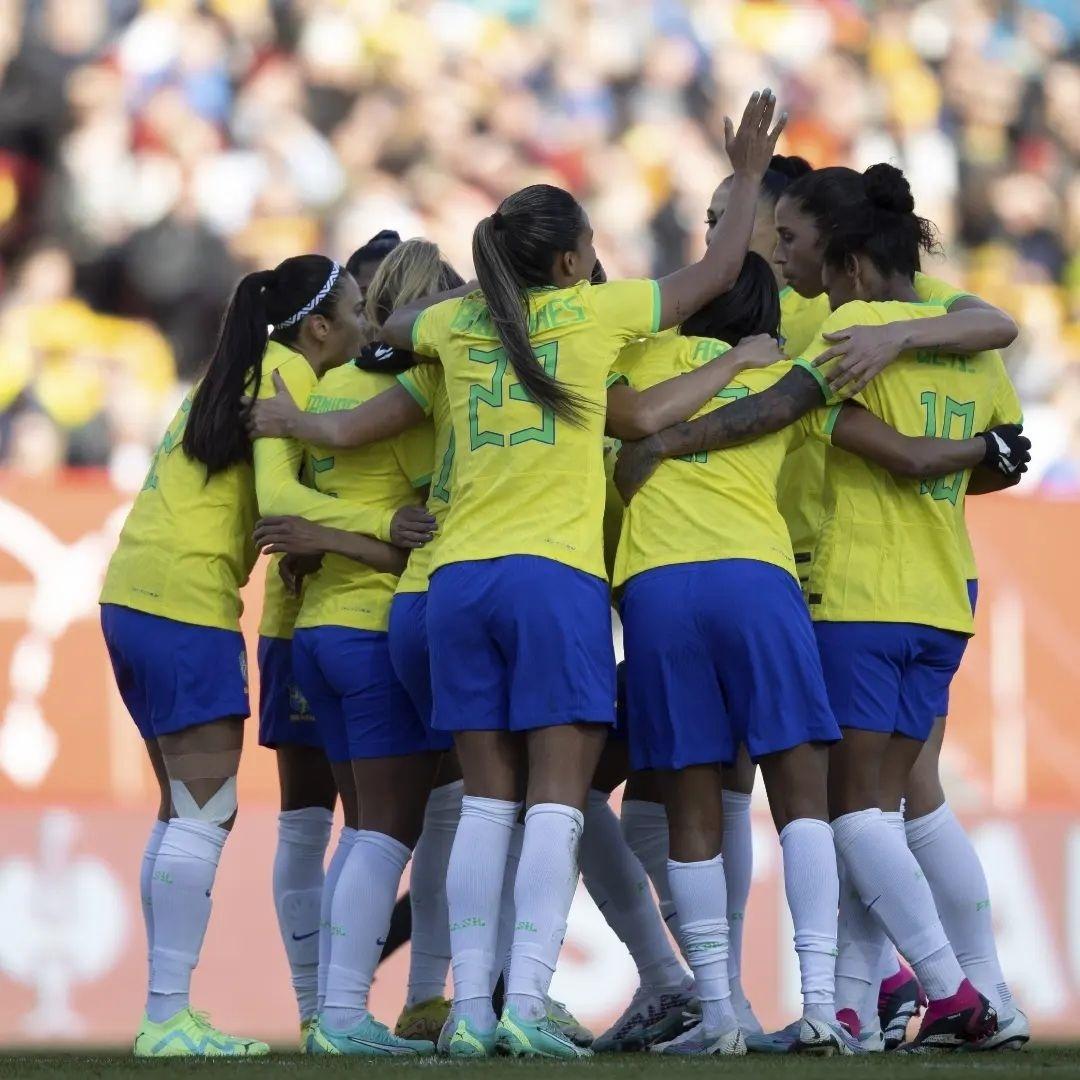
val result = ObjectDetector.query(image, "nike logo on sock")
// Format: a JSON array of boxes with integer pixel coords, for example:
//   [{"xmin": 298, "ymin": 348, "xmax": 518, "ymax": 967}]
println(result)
[{"xmin": 292, "ymin": 930, "xmax": 319, "ymax": 941}]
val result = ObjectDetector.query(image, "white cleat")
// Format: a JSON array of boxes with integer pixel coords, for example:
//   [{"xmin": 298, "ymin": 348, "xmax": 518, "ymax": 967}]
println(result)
[
  {"xmin": 859, "ymin": 1025, "xmax": 886, "ymax": 1052},
  {"xmin": 652, "ymin": 1021, "xmax": 746, "ymax": 1056},
  {"xmin": 961, "ymin": 1009, "xmax": 1030, "ymax": 1052},
  {"xmin": 592, "ymin": 984, "xmax": 697, "ymax": 1052},
  {"xmin": 794, "ymin": 1016, "xmax": 868, "ymax": 1056},
  {"xmin": 745, "ymin": 1019, "xmax": 800, "ymax": 1054}
]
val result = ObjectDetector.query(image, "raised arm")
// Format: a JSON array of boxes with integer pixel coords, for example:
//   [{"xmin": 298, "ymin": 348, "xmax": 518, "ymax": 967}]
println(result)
[
  {"xmin": 382, "ymin": 281, "xmax": 476, "ymax": 352},
  {"xmin": 615, "ymin": 365, "xmax": 823, "ymax": 499},
  {"xmin": 606, "ymin": 335, "xmax": 784, "ymax": 440},
  {"xmin": 247, "ymin": 371, "xmax": 426, "ymax": 448},
  {"xmin": 655, "ymin": 92, "xmax": 786, "ymax": 330},
  {"xmin": 818, "ymin": 295, "xmax": 1020, "ymax": 396}
]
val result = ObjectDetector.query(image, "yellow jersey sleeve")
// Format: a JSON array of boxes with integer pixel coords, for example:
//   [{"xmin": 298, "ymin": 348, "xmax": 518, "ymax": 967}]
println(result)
[
  {"xmin": 411, "ymin": 298, "xmax": 457, "ymax": 359},
  {"xmin": 392, "ymin": 419, "xmax": 436, "ymax": 489},
  {"xmin": 258, "ymin": 557, "xmax": 301, "ymax": 639},
  {"xmin": 793, "ymin": 301, "xmax": 889, "ymax": 404},
  {"xmin": 914, "ymin": 271, "xmax": 971, "ymax": 310},
  {"xmin": 779, "ymin": 288, "xmax": 830, "ymax": 361},
  {"xmin": 588, "ymin": 279, "xmax": 662, "ymax": 341},
  {"xmin": 253, "ymin": 345, "xmax": 394, "ymax": 541},
  {"xmin": 397, "ymin": 363, "xmax": 439, "ymax": 417}
]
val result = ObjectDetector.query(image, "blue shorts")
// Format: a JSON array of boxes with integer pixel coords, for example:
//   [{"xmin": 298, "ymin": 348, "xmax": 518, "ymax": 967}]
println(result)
[
  {"xmin": 427, "ymin": 556, "xmax": 616, "ymax": 733},
  {"xmin": 814, "ymin": 617, "xmax": 971, "ymax": 743},
  {"xmin": 100, "ymin": 604, "xmax": 248, "ymax": 740},
  {"xmin": 291, "ymin": 626, "xmax": 432, "ymax": 763},
  {"xmin": 388, "ymin": 592, "xmax": 453, "ymax": 752},
  {"xmin": 935, "ymin": 580, "xmax": 979, "ymax": 717},
  {"xmin": 257, "ymin": 636, "xmax": 321, "ymax": 750},
  {"xmin": 621, "ymin": 560, "xmax": 840, "ymax": 771}
]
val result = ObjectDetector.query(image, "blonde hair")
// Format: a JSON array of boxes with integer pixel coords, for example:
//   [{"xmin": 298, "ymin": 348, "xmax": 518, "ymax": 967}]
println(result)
[{"xmin": 365, "ymin": 238, "xmax": 463, "ymax": 330}]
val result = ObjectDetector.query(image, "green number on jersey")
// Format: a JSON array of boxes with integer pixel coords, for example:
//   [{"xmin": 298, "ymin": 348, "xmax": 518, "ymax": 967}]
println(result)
[
  {"xmin": 467, "ymin": 342, "xmax": 560, "ymax": 451},
  {"xmin": 431, "ymin": 429, "xmax": 455, "ymax": 504},
  {"xmin": 918, "ymin": 390, "xmax": 976, "ymax": 505},
  {"xmin": 676, "ymin": 384, "xmax": 750, "ymax": 464}
]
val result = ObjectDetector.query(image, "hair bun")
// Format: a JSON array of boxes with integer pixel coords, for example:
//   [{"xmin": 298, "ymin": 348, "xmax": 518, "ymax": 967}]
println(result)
[
  {"xmin": 769, "ymin": 154, "xmax": 812, "ymax": 181},
  {"xmin": 862, "ymin": 163, "xmax": 915, "ymax": 214}
]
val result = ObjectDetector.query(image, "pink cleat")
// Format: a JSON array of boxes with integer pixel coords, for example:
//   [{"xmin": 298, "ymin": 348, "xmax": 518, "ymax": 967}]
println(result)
[
  {"xmin": 898, "ymin": 978, "xmax": 997, "ymax": 1053},
  {"xmin": 877, "ymin": 957, "xmax": 928, "ymax": 1050}
]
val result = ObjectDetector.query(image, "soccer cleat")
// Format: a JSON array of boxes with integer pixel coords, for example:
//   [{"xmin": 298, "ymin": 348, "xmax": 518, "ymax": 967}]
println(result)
[
  {"xmin": 745, "ymin": 1018, "xmax": 800, "ymax": 1054},
  {"xmin": 652, "ymin": 1020, "xmax": 746, "ymax": 1055},
  {"xmin": 592, "ymin": 984, "xmax": 698, "ymax": 1052},
  {"xmin": 300, "ymin": 1016, "xmax": 318, "ymax": 1053},
  {"xmin": 960, "ymin": 1008, "xmax": 1030, "ymax": 1052},
  {"xmin": 495, "ymin": 1004, "xmax": 594, "ymax": 1059},
  {"xmin": 437, "ymin": 1016, "xmax": 497, "ymax": 1058},
  {"xmin": 395, "ymin": 996, "xmax": 452, "ymax": 1044},
  {"xmin": 133, "ymin": 1008, "xmax": 269, "ymax": 1058},
  {"xmin": 878, "ymin": 956, "xmax": 927, "ymax": 1050},
  {"xmin": 312, "ymin": 1012, "xmax": 435, "ymax": 1056},
  {"xmin": 859, "ymin": 1026, "xmax": 886, "ymax": 1052},
  {"xmin": 898, "ymin": 978, "xmax": 997, "ymax": 1053},
  {"xmin": 545, "ymin": 995, "xmax": 594, "ymax": 1046},
  {"xmin": 794, "ymin": 1015, "xmax": 868, "ymax": 1056}
]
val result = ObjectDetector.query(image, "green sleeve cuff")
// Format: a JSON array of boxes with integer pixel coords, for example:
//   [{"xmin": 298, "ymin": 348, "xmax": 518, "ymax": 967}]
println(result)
[
  {"xmin": 942, "ymin": 291, "xmax": 972, "ymax": 311},
  {"xmin": 411, "ymin": 472, "xmax": 433, "ymax": 490},
  {"xmin": 606, "ymin": 372, "xmax": 629, "ymax": 389},
  {"xmin": 823, "ymin": 403, "xmax": 843, "ymax": 438},
  {"xmin": 375, "ymin": 507, "xmax": 395, "ymax": 543},
  {"xmin": 649, "ymin": 279, "xmax": 661, "ymax": 334},
  {"xmin": 397, "ymin": 371, "xmax": 429, "ymax": 411},
  {"xmin": 794, "ymin": 357, "xmax": 832, "ymax": 402}
]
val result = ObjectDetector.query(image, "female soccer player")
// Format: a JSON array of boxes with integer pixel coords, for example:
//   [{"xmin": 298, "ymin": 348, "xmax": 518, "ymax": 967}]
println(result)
[
  {"xmin": 368, "ymin": 90, "xmax": 787, "ymax": 1060},
  {"xmin": 100, "ymin": 254, "xmax": 412, "ymax": 1057},
  {"xmin": 614, "ymin": 164, "xmax": 1028, "ymax": 1053}
]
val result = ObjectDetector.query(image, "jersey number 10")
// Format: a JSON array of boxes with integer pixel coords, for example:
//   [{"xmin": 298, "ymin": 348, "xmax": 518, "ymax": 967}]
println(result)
[{"xmin": 919, "ymin": 390, "xmax": 976, "ymax": 505}]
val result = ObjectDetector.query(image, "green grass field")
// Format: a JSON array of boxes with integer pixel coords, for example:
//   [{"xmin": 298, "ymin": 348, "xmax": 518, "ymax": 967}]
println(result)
[{"xmin": 1, "ymin": 1049, "xmax": 1077, "ymax": 1080}]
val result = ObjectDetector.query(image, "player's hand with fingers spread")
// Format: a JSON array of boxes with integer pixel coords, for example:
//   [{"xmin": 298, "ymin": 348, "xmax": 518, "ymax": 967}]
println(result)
[
  {"xmin": 614, "ymin": 437, "xmax": 663, "ymax": 504},
  {"xmin": 815, "ymin": 323, "xmax": 907, "ymax": 397},
  {"xmin": 724, "ymin": 88, "xmax": 788, "ymax": 180},
  {"xmin": 979, "ymin": 423, "xmax": 1031, "ymax": 481},
  {"xmin": 390, "ymin": 504, "xmax": 437, "ymax": 549},
  {"xmin": 241, "ymin": 370, "xmax": 304, "ymax": 439},
  {"xmin": 255, "ymin": 515, "xmax": 331, "ymax": 557},
  {"xmin": 730, "ymin": 333, "xmax": 786, "ymax": 372}
]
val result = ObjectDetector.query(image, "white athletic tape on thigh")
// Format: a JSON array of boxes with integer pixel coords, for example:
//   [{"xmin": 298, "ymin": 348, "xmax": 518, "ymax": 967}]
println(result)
[{"xmin": 170, "ymin": 776, "xmax": 238, "ymax": 825}]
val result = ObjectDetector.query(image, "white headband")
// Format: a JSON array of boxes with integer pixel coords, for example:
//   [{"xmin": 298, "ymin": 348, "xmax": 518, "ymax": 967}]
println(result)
[{"xmin": 274, "ymin": 262, "xmax": 342, "ymax": 330}]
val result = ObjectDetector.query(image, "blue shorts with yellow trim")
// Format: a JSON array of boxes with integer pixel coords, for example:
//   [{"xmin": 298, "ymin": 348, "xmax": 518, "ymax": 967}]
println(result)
[
  {"xmin": 427, "ymin": 556, "xmax": 616, "ymax": 733},
  {"xmin": 292, "ymin": 626, "xmax": 431, "ymax": 762},
  {"xmin": 388, "ymin": 591, "xmax": 454, "ymax": 752},
  {"xmin": 621, "ymin": 559, "xmax": 839, "ymax": 771},
  {"xmin": 256, "ymin": 636, "xmax": 321, "ymax": 750},
  {"xmin": 100, "ymin": 604, "xmax": 249, "ymax": 740}
]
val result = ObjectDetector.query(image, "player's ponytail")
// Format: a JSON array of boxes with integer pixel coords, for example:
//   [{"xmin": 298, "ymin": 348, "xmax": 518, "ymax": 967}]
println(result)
[
  {"xmin": 680, "ymin": 252, "xmax": 780, "ymax": 345},
  {"xmin": 823, "ymin": 163, "xmax": 938, "ymax": 281},
  {"xmin": 183, "ymin": 254, "xmax": 347, "ymax": 476},
  {"xmin": 760, "ymin": 154, "xmax": 813, "ymax": 204},
  {"xmin": 472, "ymin": 184, "xmax": 591, "ymax": 425}
]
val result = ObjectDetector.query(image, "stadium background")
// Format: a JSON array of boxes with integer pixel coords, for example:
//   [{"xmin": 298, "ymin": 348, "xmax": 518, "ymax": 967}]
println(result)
[{"xmin": 0, "ymin": 0, "xmax": 1077, "ymax": 1048}]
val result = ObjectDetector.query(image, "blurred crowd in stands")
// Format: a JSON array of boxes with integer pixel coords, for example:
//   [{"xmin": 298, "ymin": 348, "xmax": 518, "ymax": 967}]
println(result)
[{"xmin": 0, "ymin": 0, "xmax": 1076, "ymax": 491}]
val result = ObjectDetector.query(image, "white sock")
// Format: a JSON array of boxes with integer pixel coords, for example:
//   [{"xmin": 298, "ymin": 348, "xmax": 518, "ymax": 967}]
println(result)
[
  {"xmin": 140, "ymin": 820, "xmax": 168, "ymax": 990},
  {"xmin": 147, "ymin": 818, "xmax": 227, "ymax": 1022},
  {"xmin": 905, "ymin": 802, "xmax": 1014, "ymax": 1021},
  {"xmin": 620, "ymin": 799, "xmax": 685, "ymax": 956},
  {"xmin": 721, "ymin": 790, "xmax": 753, "ymax": 1009},
  {"xmin": 447, "ymin": 796, "xmax": 520, "ymax": 1032},
  {"xmin": 780, "ymin": 818, "xmax": 838, "ymax": 1022},
  {"xmin": 407, "ymin": 780, "xmax": 462, "ymax": 1007},
  {"xmin": 580, "ymin": 790, "xmax": 686, "ymax": 990},
  {"xmin": 322, "ymin": 830, "xmax": 411, "ymax": 1032},
  {"xmin": 273, "ymin": 807, "xmax": 332, "ymax": 1024},
  {"xmin": 493, "ymin": 822, "xmax": 524, "ymax": 994},
  {"xmin": 319, "ymin": 826, "xmax": 358, "ymax": 1012},
  {"xmin": 835, "ymin": 859, "xmax": 890, "ymax": 1033},
  {"xmin": 506, "ymin": 803, "xmax": 584, "ymax": 1021},
  {"xmin": 832, "ymin": 808, "xmax": 963, "ymax": 1002},
  {"xmin": 668, "ymin": 852, "xmax": 738, "ymax": 1037}
]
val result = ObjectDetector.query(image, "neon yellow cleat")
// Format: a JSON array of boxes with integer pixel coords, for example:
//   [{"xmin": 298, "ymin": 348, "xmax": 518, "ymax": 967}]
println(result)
[
  {"xmin": 395, "ymin": 996, "xmax": 452, "ymax": 1043},
  {"xmin": 133, "ymin": 1008, "xmax": 269, "ymax": 1057},
  {"xmin": 438, "ymin": 1016, "xmax": 497, "ymax": 1058},
  {"xmin": 496, "ymin": 1005, "xmax": 593, "ymax": 1059},
  {"xmin": 300, "ymin": 1016, "xmax": 318, "ymax": 1053}
]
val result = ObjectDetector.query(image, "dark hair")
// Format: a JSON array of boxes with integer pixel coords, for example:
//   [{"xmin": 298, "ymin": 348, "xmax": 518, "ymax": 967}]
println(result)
[
  {"xmin": 822, "ymin": 164, "xmax": 938, "ymax": 280},
  {"xmin": 472, "ymin": 184, "xmax": 591, "ymax": 424},
  {"xmin": 183, "ymin": 254, "xmax": 348, "ymax": 476},
  {"xmin": 760, "ymin": 154, "xmax": 813, "ymax": 203},
  {"xmin": 680, "ymin": 253, "xmax": 780, "ymax": 344},
  {"xmin": 783, "ymin": 165, "xmax": 866, "ymax": 237},
  {"xmin": 345, "ymin": 229, "xmax": 401, "ymax": 277}
]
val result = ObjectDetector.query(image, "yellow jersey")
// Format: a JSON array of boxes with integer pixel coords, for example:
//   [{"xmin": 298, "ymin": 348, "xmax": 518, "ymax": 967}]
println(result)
[
  {"xmin": 796, "ymin": 300, "xmax": 1021, "ymax": 634},
  {"xmin": 411, "ymin": 279, "xmax": 661, "ymax": 580},
  {"xmin": 258, "ymin": 558, "xmax": 301, "ymax": 639},
  {"xmin": 101, "ymin": 341, "xmax": 396, "ymax": 630},
  {"xmin": 610, "ymin": 334, "xmax": 830, "ymax": 589},
  {"xmin": 776, "ymin": 273, "xmax": 972, "ymax": 589},
  {"xmin": 395, "ymin": 362, "xmax": 454, "ymax": 594},
  {"xmin": 295, "ymin": 363, "xmax": 434, "ymax": 633}
]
